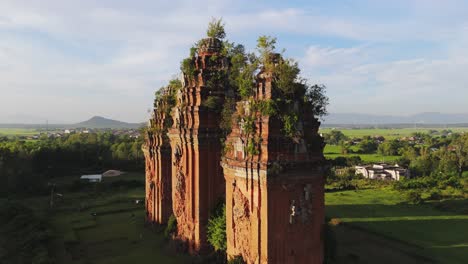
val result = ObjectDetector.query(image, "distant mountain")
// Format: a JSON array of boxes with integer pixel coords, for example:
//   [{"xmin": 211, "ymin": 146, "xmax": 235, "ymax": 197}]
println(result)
[
  {"xmin": 73, "ymin": 116, "xmax": 143, "ymax": 129},
  {"xmin": 3, "ymin": 112, "xmax": 468, "ymax": 129},
  {"xmin": 323, "ymin": 112, "xmax": 468, "ymax": 125}
]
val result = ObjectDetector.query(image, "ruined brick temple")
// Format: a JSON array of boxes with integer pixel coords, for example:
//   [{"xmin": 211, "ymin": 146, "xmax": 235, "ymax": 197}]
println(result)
[
  {"xmin": 143, "ymin": 86, "xmax": 174, "ymax": 225},
  {"xmin": 144, "ymin": 32, "xmax": 326, "ymax": 263},
  {"xmin": 167, "ymin": 38, "xmax": 227, "ymax": 253}
]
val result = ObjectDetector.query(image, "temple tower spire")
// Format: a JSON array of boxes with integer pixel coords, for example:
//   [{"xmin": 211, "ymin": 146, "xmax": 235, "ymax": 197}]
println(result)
[
  {"xmin": 167, "ymin": 37, "xmax": 227, "ymax": 253},
  {"xmin": 222, "ymin": 64, "xmax": 326, "ymax": 264},
  {"xmin": 143, "ymin": 85, "xmax": 176, "ymax": 224}
]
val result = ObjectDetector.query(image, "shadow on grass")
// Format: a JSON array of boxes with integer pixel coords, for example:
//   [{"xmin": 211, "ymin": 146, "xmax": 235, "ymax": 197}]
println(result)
[
  {"xmin": 326, "ymin": 199, "xmax": 468, "ymax": 219},
  {"xmin": 432, "ymin": 199, "xmax": 468, "ymax": 214},
  {"xmin": 327, "ymin": 201, "xmax": 468, "ymax": 264},
  {"xmin": 347, "ymin": 219, "xmax": 468, "ymax": 264}
]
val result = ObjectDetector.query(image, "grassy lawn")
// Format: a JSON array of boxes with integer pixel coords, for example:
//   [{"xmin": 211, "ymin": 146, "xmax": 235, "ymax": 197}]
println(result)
[
  {"xmin": 324, "ymin": 144, "xmax": 401, "ymax": 163},
  {"xmin": 326, "ymin": 188, "xmax": 468, "ymax": 264},
  {"xmin": 320, "ymin": 127, "xmax": 468, "ymax": 139},
  {"xmin": 8, "ymin": 169, "xmax": 468, "ymax": 263},
  {"xmin": 325, "ymin": 153, "xmax": 400, "ymax": 163},
  {"xmin": 39, "ymin": 172, "xmax": 190, "ymax": 264}
]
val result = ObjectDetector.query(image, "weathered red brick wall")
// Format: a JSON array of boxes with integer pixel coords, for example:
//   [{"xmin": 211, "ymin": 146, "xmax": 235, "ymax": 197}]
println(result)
[
  {"xmin": 266, "ymin": 174, "xmax": 324, "ymax": 263},
  {"xmin": 223, "ymin": 169, "xmax": 324, "ymax": 264},
  {"xmin": 143, "ymin": 144, "xmax": 156, "ymax": 222},
  {"xmin": 144, "ymin": 91, "xmax": 173, "ymax": 225},
  {"xmin": 167, "ymin": 38, "xmax": 227, "ymax": 253},
  {"xmin": 221, "ymin": 70, "xmax": 325, "ymax": 263}
]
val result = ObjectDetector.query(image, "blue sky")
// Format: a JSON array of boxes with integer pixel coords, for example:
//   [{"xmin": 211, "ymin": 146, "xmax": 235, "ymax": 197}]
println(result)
[{"xmin": 1, "ymin": 0, "xmax": 467, "ymax": 123}]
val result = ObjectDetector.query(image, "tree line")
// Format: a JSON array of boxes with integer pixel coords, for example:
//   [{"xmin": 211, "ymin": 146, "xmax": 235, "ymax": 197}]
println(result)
[
  {"xmin": 0, "ymin": 132, "xmax": 144, "ymax": 197},
  {"xmin": 325, "ymin": 130, "xmax": 468, "ymax": 203},
  {"xmin": 325, "ymin": 130, "xmax": 468, "ymax": 178}
]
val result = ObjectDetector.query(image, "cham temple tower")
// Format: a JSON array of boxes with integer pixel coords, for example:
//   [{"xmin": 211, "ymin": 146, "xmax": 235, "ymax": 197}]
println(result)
[
  {"xmin": 167, "ymin": 37, "xmax": 227, "ymax": 253},
  {"xmin": 144, "ymin": 25, "xmax": 326, "ymax": 263},
  {"xmin": 143, "ymin": 86, "xmax": 175, "ymax": 224},
  {"xmin": 221, "ymin": 63, "xmax": 325, "ymax": 263}
]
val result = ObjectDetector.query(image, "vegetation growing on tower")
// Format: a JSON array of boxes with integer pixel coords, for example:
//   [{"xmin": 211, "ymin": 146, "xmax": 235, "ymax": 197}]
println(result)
[
  {"xmin": 147, "ymin": 78, "xmax": 181, "ymax": 134},
  {"xmin": 206, "ymin": 17, "xmax": 226, "ymax": 39},
  {"xmin": 171, "ymin": 19, "xmax": 328, "ymax": 159},
  {"xmin": 227, "ymin": 35, "xmax": 329, "ymax": 155}
]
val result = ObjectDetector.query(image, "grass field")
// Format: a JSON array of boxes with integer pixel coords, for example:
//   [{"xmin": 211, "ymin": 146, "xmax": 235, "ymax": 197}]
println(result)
[
  {"xmin": 0, "ymin": 128, "xmax": 40, "ymax": 137},
  {"xmin": 324, "ymin": 144, "xmax": 401, "ymax": 163},
  {"xmin": 6, "ymin": 171, "xmax": 467, "ymax": 263},
  {"xmin": 27, "ymin": 172, "xmax": 190, "ymax": 264},
  {"xmin": 320, "ymin": 127, "xmax": 468, "ymax": 139},
  {"xmin": 326, "ymin": 188, "xmax": 468, "ymax": 264}
]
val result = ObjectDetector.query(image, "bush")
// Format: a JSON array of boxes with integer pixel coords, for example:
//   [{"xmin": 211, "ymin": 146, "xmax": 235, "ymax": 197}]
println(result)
[
  {"xmin": 405, "ymin": 190, "xmax": 424, "ymax": 204},
  {"xmin": 441, "ymin": 186, "xmax": 464, "ymax": 198},
  {"xmin": 393, "ymin": 175, "xmax": 464, "ymax": 200},
  {"xmin": 164, "ymin": 214, "xmax": 177, "ymax": 239},
  {"xmin": 329, "ymin": 156, "xmax": 362, "ymax": 167},
  {"xmin": 351, "ymin": 178, "xmax": 391, "ymax": 190},
  {"xmin": 202, "ymin": 96, "xmax": 223, "ymax": 112},
  {"xmin": 427, "ymin": 189, "xmax": 441, "ymax": 200},
  {"xmin": 181, "ymin": 57, "xmax": 197, "ymax": 78},
  {"xmin": 329, "ymin": 218, "xmax": 342, "ymax": 226},
  {"xmin": 393, "ymin": 177, "xmax": 438, "ymax": 190},
  {"xmin": 207, "ymin": 203, "xmax": 227, "ymax": 251}
]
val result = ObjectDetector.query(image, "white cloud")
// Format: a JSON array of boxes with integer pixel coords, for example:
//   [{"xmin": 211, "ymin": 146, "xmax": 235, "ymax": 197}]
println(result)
[
  {"xmin": 301, "ymin": 31, "xmax": 468, "ymax": 115},
  {"xmin": 304, "ymin": 45, "xmax": 370, "ymax": 69},
  {"xmin": 0, "ymin": 0, "xmax": 467, "ymax": 122}
]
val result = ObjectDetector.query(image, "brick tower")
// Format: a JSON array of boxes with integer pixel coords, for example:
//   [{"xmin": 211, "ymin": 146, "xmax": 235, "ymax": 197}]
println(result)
[
  {"xmin": 143, "ymin": 86, "xmax": 174, "ymax": 224},
  {"xmin": 221, "ymin": 69, "xmax": 326, "ymax": 263},
  {"xmin": 167, "ymin": 37, "xmax": 227, "ymax": 253}
]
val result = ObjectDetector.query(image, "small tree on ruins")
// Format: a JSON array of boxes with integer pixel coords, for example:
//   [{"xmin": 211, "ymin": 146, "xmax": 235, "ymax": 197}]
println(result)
[{"xmin": 207, "ymin": 17, "xmax": 226, "ymax": 39}]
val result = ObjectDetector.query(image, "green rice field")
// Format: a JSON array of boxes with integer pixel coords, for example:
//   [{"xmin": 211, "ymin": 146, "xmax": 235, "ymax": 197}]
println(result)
[
  {"xmin": 0, "ymin": 128, "xmax": 40, "ymax": 137},
  {"xmin": 324, "ymin": 144, "xmax": 401, "ymax": 163},
  {"xmin": 320, "ymin": 127, "xmax": 468, "ymax": 139}
]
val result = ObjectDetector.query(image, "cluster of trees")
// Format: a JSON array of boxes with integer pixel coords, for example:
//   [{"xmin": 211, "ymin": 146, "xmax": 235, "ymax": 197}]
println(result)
[
  {"xmin": 396, "ymin": 133, "xmax": 468, "ymax": 178},
  {"xmin": 325, "ymin": 129, "xmax": 468, "ymax": 178},
  {"xmin": 324, "ymin": 131, "xmax": 379, "ymax": 154},
  {"xmin": 325, "ymin": 130, "xmax": 468, "ymax": 201},
  {"xmin": 378, "ymin": 139, "xmax": 404, "ymax": 156},
  {"xmin": 0, "ymin": 132, "xmax": 144, "ymax": 196},
  {"xmin": 323, "ymin": 130, "xmax": 347, "ymax": 145}
]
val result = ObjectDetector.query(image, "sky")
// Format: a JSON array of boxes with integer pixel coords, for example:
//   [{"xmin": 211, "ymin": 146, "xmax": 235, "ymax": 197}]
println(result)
[{"xmin": 1, "ymin": 0, "xmax": 467, "ymax": 123}]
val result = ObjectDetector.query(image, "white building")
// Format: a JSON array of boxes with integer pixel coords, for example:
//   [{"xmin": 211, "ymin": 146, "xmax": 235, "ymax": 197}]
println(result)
[
  {"xmin": 80, "ymin": 174, "xmax": 102, "ymax": 182},
  {"xmin": 355, "ymin": 164, "xmax": 410, "ymax": 181}
]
